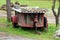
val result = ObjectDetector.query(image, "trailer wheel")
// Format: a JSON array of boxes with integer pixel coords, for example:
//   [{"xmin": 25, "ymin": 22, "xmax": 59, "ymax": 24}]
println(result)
[{"xmin": 44, "ymin": 17, "xmax": 48, "ymax": 31}]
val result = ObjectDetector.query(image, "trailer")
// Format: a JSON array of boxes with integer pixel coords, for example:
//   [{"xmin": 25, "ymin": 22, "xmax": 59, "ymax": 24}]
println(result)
[{"xmin": 11, "ymin": 7, "xmax": 48, "ymax": 31}]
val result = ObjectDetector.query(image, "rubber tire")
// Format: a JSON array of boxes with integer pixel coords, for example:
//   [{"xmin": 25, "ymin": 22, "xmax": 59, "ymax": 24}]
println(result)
[
  {"xmin": 44, "ymin": 17, "xmax": 48, "ymax": 31},
  {"xmin": 44, "ymin": 17, "xmax": 47, "ymax": 28}
]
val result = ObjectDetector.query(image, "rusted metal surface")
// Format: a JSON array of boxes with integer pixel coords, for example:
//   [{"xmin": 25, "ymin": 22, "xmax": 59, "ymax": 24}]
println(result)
[
  {"xmin": 11, "ymin": 7, "xmax": 48, "ymax": 28},
  {"xmin": 12, "ymin": 7, "xmax": 47, "ymax": 13},
  {"xmin": 16, "ymin": 13, "xmax": 44, "ymax": 28}
]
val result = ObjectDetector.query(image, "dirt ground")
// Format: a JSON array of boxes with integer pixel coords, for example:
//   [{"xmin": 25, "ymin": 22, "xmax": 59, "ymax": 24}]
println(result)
[{"xmin": 0, "ymin": 32, "xmax": 35, "ymax": 40}]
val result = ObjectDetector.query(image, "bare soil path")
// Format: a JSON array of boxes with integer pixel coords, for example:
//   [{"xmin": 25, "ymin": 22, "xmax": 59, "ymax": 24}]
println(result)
[{"xmin": 0, "ymin": 32, "xmax": 35, "ymax": 40}]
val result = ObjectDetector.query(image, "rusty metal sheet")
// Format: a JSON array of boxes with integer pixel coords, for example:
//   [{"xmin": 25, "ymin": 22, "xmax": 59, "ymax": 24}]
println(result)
[{"xmin": 12, "ymin": 7, "xmax": 47, "ymax": 13}]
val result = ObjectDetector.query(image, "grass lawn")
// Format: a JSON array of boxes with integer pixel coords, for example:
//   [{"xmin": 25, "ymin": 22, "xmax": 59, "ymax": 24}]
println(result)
[
  {"xmin": 0, "ymin": 18, "xmax": 60, "ymax": 40},
  {"xmin": 0, "ymin": 0, "xmax": 59, "ymax": 8},
  {"xmin": 0, "ymin": 18, "xmax": 6, "ymax": 23}
]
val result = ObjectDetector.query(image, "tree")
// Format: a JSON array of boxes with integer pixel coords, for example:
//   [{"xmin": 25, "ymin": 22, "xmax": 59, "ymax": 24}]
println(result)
[
  {"xmin": 6, "ymin": 0, "xmax": 11, "ymax": 22},
  {"xmin": 52, "ymin": 0, "xmax": 60, "ymax": 27}
]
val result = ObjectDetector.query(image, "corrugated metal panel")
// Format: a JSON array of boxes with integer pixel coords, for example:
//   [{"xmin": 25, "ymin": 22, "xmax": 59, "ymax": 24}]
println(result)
[{"xmin": 12, "ymin": 7, "xmax": 46, "ymax": 13}]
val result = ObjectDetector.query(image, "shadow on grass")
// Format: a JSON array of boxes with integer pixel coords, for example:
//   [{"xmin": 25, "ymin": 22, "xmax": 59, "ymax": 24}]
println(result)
[{"xmin": 14, "ymin": 25, "xmax": 46, "ymax": 34}]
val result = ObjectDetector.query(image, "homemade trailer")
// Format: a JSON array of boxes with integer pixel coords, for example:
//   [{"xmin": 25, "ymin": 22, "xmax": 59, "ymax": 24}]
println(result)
[{"xmin": 11, "ymin": 7, "xmax": 48, "ymax": 29}]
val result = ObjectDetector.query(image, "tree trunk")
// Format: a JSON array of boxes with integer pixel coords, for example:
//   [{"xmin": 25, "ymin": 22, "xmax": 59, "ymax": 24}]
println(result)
[
  {"xmin": 6, "ymin": 0, "xmax": 11, "ymax": 22},
  {"xmin": 52, "ymin": 0, "xmax": 60, "ymax": 27},
  {"xmin": 55, "ymin": 16, "xmax": 59, "ymax": 27}
]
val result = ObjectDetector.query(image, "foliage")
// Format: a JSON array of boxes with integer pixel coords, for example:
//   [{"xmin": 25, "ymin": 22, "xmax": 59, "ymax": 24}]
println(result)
[{"xmin": 0, "ymin": 0, "xmax": 59, "ymax": 8}]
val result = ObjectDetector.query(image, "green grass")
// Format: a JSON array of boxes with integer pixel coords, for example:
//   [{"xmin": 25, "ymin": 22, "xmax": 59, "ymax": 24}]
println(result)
[
  {"xmin": 0, "ymin": 0, "xmax": 59, "ymax": 8},
  {"xmin": 0, "ymin": 18, "xmax": 60, "ymax": 40},
  {"xmin": 0, "ymin": 18, "xmax": 6, "ymax": 23}
]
